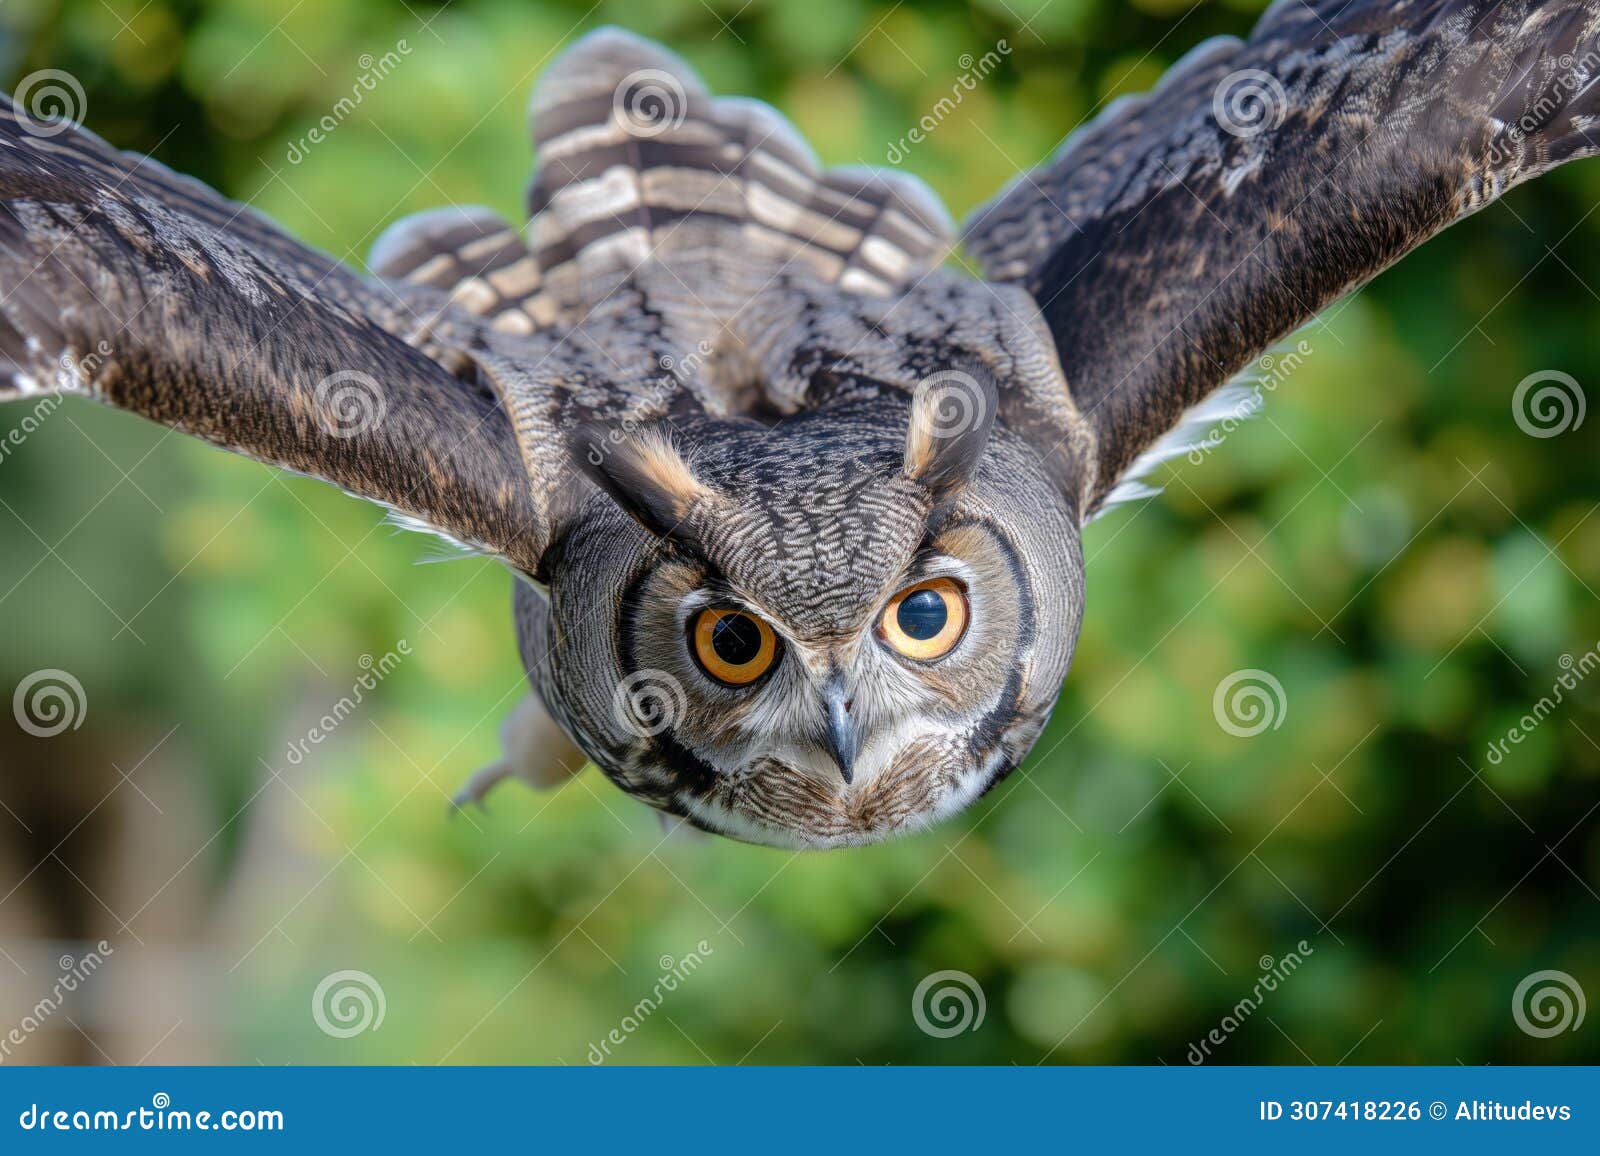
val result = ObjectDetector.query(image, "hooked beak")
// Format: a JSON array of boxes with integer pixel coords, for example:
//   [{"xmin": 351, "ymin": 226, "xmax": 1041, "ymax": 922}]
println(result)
[{"xmin": 823, "ymin": 681, "xmax": 860, "ymax": 785}]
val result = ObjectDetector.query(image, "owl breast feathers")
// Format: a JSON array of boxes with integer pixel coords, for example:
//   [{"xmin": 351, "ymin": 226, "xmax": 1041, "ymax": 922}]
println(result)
[{"xmin": 2, "ymin": 4, "xmax": 1598, "ymax": 845}]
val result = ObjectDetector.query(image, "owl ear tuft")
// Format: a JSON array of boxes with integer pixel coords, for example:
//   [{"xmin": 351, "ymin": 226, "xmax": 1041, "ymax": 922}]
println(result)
[
  {"xmin": 903, "ymin": 364, "xmax": 999, "ymax": 499},
  {"xmin": 570, "ymin": 424, "xmax": 713, "ymax": 539}
]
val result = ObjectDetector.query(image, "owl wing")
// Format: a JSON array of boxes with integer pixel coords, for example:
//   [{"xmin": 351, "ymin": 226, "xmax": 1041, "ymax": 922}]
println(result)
[
  {"xmin": 0, "ymin": 94, "xmax": 553, "ymax": 573},
  {"xmin": 964, "ymin": 0, "xmax": 1600, "ymax": 516}
]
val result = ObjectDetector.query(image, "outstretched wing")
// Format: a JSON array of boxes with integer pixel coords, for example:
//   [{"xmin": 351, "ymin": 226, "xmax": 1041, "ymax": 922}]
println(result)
[
  {"xmin": 0, "ymin": 94, "xmax": 550, "ymax": 572},
  {"xmin": 964, "ymin": 0, "xmax": 1600, "ymax": 516}
]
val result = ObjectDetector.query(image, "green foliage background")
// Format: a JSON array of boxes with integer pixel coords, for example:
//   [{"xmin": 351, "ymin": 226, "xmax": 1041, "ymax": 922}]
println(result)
[{"xmin": 1, "ymin": 0, "xmax": 1598, "ymax": 1064}]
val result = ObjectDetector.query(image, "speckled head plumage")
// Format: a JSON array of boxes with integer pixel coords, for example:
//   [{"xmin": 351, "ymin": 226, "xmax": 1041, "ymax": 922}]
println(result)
[
  {"xmin": 5, "ymin": 6, "xmax": 1599, "ymax": 847},
  {"xmin": 519, "ymin": 378, "xmax": 1082, "ymax": 847}
]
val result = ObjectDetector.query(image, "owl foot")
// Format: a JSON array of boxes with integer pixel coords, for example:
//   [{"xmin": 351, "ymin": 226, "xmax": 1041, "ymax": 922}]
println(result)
[
  {"xmin": 450, "ymin": 694, "xmax": 587, "ymax": 813},
  {"xmin": 451, "ymin": 760, "xmax": 513, "ymax": 812}
]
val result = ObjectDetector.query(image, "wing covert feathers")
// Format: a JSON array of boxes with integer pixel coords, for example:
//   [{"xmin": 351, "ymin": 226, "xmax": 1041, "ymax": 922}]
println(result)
[
  {"xmin": 963, "ymin": 0, "xmax": 1600, "ymax": 516},
  {"xmin": 0, "ymin": 94, "xmax": 550, "ymax": 572}
]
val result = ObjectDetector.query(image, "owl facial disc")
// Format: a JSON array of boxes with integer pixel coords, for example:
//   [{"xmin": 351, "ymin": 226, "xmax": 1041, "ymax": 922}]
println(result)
[{"xmin": 536, "ymin": 387, "xmax": 1081, "ymax": 848}]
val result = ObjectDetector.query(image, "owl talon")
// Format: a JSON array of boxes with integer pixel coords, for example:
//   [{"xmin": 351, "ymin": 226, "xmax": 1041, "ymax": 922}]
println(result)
[
  {"xmin": 449, "ymin": 694, "xmax": 587, "ymax": 817},
  {"xmin": 451, "ymin": 761, "xmax": 512, "ymax": 813}
]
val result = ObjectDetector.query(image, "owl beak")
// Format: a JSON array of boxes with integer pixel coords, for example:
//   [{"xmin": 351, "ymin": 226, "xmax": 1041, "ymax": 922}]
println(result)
[{"xmin": 823, "ymin": 683, "xmax": 859, "ymax": 786}]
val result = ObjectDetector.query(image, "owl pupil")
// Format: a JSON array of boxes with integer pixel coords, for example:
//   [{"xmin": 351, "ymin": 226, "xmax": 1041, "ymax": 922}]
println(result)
[
  {"xmin": 897, "ymin": 589, "xmax": 948, "ymax": 640},
  {"xmin": 711, "ymin": 614, "xmax": 763, "ymax": 666}
]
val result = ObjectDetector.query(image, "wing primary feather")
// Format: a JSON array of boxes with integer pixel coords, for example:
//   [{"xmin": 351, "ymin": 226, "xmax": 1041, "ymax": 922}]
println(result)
[{"xmin": 963, "ymin": 0, "xmax": 1600, "ymax": 511}]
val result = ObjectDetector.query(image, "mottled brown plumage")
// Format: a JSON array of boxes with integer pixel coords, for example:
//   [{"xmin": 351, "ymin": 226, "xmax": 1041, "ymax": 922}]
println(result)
[
  {"xmin": 3, "ymin": 2, "xmax": 1597, "ymax": 846},
  {"xmin": 966, "ymin": 0, "xmax": 1600, "ymax": 511}
]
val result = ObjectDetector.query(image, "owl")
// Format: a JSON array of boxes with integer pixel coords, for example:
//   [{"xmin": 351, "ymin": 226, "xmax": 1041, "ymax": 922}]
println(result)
[{"xmin": 3, "ymin": 2, "xmax": 1598, "ymax": 847}]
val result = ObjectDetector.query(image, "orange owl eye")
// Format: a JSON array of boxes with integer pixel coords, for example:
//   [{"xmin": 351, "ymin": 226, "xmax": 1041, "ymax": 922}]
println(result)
[
  {"xmin": 691, "ymin": 608, "xmax": 779, "ymax": 686},
  {"xmin": 879, "ymin": 577, "xmax": 968, "ymax": 661}
]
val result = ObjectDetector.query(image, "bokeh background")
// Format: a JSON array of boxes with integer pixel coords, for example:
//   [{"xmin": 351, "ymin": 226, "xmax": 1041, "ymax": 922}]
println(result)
[{"xmin": 1, "ymin": 0, "xmax": 1598, "ymax": 1065}]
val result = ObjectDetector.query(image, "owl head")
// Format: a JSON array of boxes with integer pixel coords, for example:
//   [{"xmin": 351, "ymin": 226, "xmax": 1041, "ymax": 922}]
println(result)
[{"xmin": 517, "ymin": 366, "xmax": 1083, "ymax": 848}]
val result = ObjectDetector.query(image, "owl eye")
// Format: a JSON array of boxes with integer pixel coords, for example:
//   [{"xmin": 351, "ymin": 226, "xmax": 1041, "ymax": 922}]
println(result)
[
  {"xmin": 879, "ymin": 577, "xmax": 968, "ymax": 661},
  {"xmin": 691, "ymin": 608, "xmax": 780, "ymax": 686}
]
